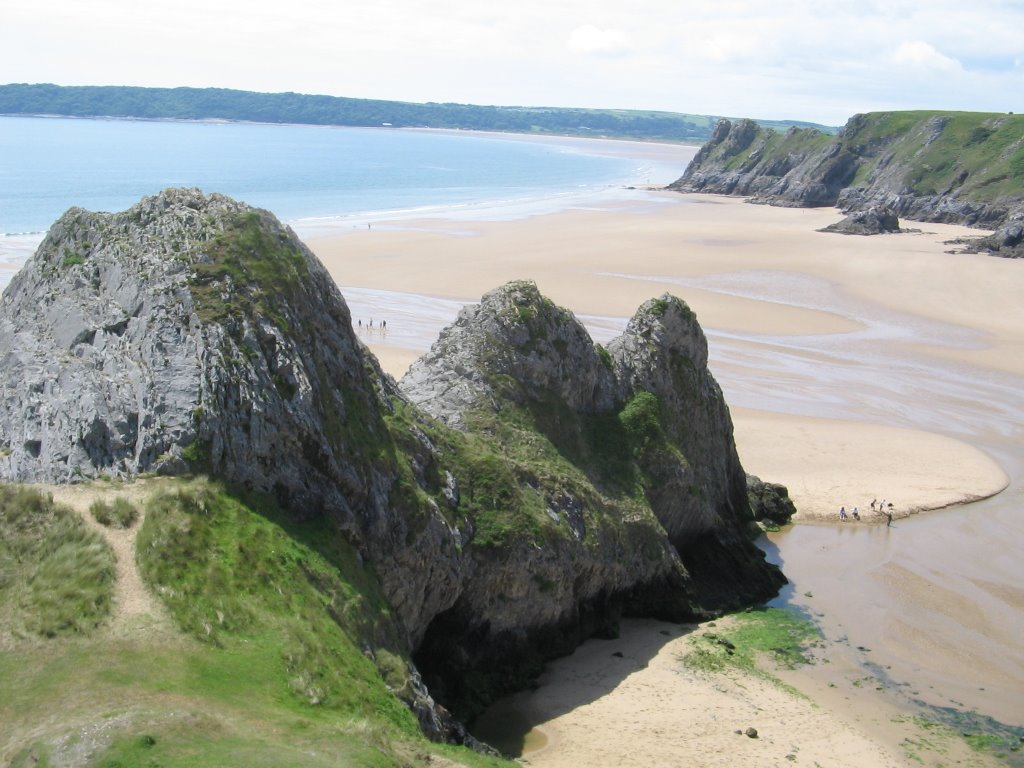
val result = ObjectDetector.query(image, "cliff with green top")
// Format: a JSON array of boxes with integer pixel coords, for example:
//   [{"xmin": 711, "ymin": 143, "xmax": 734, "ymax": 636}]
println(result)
[
  {"xmin": 0, "ymin": 189, "xmax": 788, "ymax": 763},
  {"xmin": 670, "ymin": 111, "xmax": 1024, "ymax": 256}
]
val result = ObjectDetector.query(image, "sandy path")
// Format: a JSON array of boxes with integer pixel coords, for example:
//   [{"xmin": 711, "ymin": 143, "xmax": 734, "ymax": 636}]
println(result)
[{"xmin": 41, "ymin": 479, "xmax": 173, "ymax": 635}]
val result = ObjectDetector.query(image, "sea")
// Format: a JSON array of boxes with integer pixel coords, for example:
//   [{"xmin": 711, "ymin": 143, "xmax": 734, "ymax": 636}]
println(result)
[{"xmin": 0, "ymin": 115, "xmax": 691, "ymax": 286}]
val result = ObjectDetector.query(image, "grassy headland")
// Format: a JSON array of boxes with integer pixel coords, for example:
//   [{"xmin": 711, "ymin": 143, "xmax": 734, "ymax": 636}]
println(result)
[{"xmin": 0, "ymin": 83, "xmax": 837, "ymax": 142}]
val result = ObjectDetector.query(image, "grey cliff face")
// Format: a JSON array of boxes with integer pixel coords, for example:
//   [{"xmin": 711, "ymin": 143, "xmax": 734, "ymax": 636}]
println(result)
[
  {"xmin": 401, "ymin": 281, "xmax": 618, "ymax": 430},
  {"xmin": 607, "ymin": 296, "xmax": 750, "ymax": 547},
  {"xmin": 0, "ymin": 191, "xmax": 228, "ymax": 482},
  {"xmin": 671, "ymin": 118, "xmax": 858, "ymax": 207},
  {"xmin": 402, "ymin": 283, "xmax": 782, "ymax": 623},
  {"xmin": 0, "ymin": 189, "xmax": 466, "ymax": 650}
]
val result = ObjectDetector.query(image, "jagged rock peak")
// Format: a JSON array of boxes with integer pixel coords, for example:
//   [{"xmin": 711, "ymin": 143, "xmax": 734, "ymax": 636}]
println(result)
[
  {"xmin": 400, "ymin": 280, "xmax": 618, "ymax": 428},
  {"xmin": 402, "ymin": 284, "xmax": 768, "ymax": 564},
  {"xmin": 609, "ymin": 294, "xmax": 708, "ymax": 397},
  {"xmin": 0, "ymin": 187, "xmax": 380, "ymax": 506}
]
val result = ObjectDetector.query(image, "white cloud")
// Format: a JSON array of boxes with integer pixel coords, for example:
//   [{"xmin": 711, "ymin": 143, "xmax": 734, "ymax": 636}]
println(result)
[
  {"xmin": 892, "ymin": 40, "xmax": 964, "ymax": 74},
  {"xmin": 693, "ymin": 33, "xmax": 769, "ymax": 63},
  {"xmin": 567, "ymin": 25, "xmax": 633, "ymax": 56},
  {"xmin": 3, "ymin": 0, "xmax": 1023, "ymax": 124}
]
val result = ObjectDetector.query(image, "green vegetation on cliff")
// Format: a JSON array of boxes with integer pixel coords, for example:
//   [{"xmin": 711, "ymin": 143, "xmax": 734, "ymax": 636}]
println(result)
[
  {"xmin": 718, "ymin": 124, "xmax": 833, "ymax": 174},
  {"xmin": 842, "ymin": 110, "xmax": 1024, "ymax": 200},
  {"xmin": 0, "ymin": 190, "xmax": 786, "ymax": 762},
  {"xmin": 0, "ymin": 83, "xmax": 835, "ymax": 142},
  {"xmin": 190, "ymin": 210, "xmax": 311, "ymax": 329},
  {"xmin": 674, "ymin": 110, "xmax": 1024, "ymax": 237}
]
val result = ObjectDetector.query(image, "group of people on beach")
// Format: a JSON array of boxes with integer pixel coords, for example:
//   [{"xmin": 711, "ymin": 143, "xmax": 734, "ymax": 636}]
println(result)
[
  {"xmin": 356, "ymin": 318, "xmax": 387, "ymax": 333},
  {"xmin": 838, "ymin": 498, "xmax": 894, "ymax": 526}
]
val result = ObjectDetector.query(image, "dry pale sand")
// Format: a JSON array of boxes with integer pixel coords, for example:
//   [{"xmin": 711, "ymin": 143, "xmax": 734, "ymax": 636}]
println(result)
[
  {"xmin": 732, "ymin": 407, "xmax": 1009, "ymax": 522},
  {"xmin": 475, "ymin": 617, "xmax": 994, "ymax": 768}
]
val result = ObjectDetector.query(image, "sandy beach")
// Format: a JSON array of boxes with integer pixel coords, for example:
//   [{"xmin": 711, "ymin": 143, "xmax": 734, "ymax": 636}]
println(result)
[
  {"xmin": 471, "ymin": 617, "xmax": 999, "ymax": 768},
  {"xmin": 306, "ymin": 186, "xmax": 1024, "ymax": 765},
  {"xmin": 309, "ymin": 192, "xmax": 1018, "ymax": 521}
]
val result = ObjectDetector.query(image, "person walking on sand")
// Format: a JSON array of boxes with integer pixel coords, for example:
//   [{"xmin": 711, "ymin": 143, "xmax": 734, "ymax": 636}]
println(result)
[{"xmin": 871, "ymin": 498, "xmax": 877, "ymax": 511}]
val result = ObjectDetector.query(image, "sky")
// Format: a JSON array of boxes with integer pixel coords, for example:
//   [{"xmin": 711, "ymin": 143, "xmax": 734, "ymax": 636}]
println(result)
[{"xmin": 2, "ymin": 0, "xmax": 1022, "ymax": 126}]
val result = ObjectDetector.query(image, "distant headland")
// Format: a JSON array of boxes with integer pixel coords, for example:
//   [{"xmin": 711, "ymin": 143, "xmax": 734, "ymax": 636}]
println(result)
[
  {"xmin": 0, "ymin": 82, "xmax": 836, "ymax": 144},
  {"xmin": 669, "ymin": 111, "xmax": 1024, "ymax": 257}
]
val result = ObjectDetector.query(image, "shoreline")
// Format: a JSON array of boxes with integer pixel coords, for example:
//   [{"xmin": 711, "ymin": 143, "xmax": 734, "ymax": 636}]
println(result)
[{"xmin": 0, "ymin": 112, "xmax": 705, "ymax": 149}]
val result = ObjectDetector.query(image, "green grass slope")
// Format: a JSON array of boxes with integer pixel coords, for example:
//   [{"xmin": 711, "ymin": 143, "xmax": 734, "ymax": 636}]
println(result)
[
  {"xmin": 0, "ymin": 479, "xmax": 509, "ymax": 768},
  {"xmin": 844, "ymin": 110, "xmax": 1024, "ymax": 201},
  {"xmin": 0, "ymin": 486, "xmax": 115, "ymax": 640}
]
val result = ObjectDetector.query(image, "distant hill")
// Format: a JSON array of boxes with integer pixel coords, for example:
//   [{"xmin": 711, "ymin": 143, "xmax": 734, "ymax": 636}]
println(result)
[
  {"xmin": 669, "ymin": 111, "xmax": 1024, "ymax": 256},
  {"xmin": 0, "ymin": 82, "xmax": 836, "ymax": 143}
]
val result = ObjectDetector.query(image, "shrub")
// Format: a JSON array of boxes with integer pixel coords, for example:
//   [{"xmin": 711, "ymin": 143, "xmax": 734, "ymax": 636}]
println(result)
[
  {"xmin": 90, "ymin": 497, "xmax": 139, "ymax": 528},
  {"xmin": 0, "ymin": 485, "xmax": 115, "ymax": 638}
]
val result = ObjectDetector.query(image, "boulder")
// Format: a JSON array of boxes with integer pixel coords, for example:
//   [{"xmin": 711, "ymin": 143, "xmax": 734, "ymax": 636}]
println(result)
[
  {"xmin": 820, "ymin": 205, "xmax": 901, "ymax": 235},
  {"xmin": 747, "ymin": 474, "xmax": 797, "ymax": 525}
]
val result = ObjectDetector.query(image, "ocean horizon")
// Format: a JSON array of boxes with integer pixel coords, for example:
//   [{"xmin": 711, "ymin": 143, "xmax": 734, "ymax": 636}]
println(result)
[{"xmin": 0, "ymin": 115, "xmax": 697, "ymax": 286}]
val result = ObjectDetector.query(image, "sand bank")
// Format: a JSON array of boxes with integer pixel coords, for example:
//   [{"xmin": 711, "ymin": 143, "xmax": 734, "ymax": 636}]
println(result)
[
  {"xmin": 473, "ymin": 617, "xmax": 994, "ymax": 768},
  {"xmin": 733, "ymin": 408, "xmax": 1009, "ymax": 522}
]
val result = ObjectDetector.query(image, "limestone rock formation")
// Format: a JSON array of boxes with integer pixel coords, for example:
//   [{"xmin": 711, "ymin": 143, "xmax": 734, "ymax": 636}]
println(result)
[
  {"xmin": 746, "ymin": 474, "xmax": 797, "ymax": 526},
  {"xmin": 954, "ymin": 208, "xmax": 1024, "ymax": 258},
  {"xmin": 671, "ymin": 119, "xmax": 855, "ymax": 207},
  {"xmin": 0, "ymin": 191, "xmax": 786, "ymax": 730},
  {"xmin": 402, "ymin": 283, "xmax": 784, "ymax": 709},
  {"xmin": 0, "ymin": 189, "xmax": 470, "ymax": 656}
]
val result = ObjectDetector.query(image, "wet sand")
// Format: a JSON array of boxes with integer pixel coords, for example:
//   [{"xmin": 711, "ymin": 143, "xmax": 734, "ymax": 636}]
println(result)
[{"xmin": 307, "ymin": 185, "xmax": 1024, "ymax": 763}]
